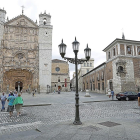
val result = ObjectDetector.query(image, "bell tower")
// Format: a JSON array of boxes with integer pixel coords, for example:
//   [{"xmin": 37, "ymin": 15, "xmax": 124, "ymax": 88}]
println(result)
[
  {"xmin": 0, "ymin": 8, "xmax": 6, "ymax": 48},
  {"xmin": 38, "ymin": 11, "xmax": 53, "ymax": 93},
  {"xmin": 0, "ymin": 8, "xmax": 6, "ymax": 92}
]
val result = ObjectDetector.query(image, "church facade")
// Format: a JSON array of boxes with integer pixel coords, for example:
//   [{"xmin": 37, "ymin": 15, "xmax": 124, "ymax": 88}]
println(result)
[
  {"xmin": 51, "ymin": 59, "xmax": 70, "ymax": 92},
  {"xmin": 0, "ymin": 8, "xmax": 53, "ymax": 93}
]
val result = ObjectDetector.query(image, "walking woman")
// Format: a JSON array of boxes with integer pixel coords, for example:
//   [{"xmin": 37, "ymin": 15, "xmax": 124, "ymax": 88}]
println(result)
[{"xmin": 13, "ymin": 93, "xmax": 23, "ymax": 117}]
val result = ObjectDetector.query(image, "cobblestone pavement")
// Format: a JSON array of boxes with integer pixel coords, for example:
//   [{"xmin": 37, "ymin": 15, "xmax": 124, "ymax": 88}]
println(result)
[{"xmin": 0, "ymin": 100, "xmax": 140, "ymax": 136}]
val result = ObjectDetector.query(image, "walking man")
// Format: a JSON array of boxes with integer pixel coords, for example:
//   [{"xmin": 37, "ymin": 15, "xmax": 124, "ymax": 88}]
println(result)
[
  {"xmin": 0, "ymin": 93, "xmax": 7, "ymax": 111},
  {"xmin": 111, "ymin": 90, "xmax": 114, "ymax": 100},
  {"xmin": 7, "ymin": 93, "xmax": 15, "ymax": 117},
  {"xmin": 138, "ymin": 92, "xmax": 140, "ymax": 106}
]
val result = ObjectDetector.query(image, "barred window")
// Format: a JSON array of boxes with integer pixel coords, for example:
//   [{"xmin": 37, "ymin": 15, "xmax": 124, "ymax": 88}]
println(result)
[
  {"xmin": 98, "ymin": 83, "xmax": 100, "ymax": 90},
  {"xmin": 102, "ymin": 82, "xmax": 104, "ymax": 90},
  {"xmin": 108, "ymin": 51, "xmax": 111, "ymax": 59},
  {"xmin": 93, "ymin": 84, "xmax": 95, "ymax": 90},
  {"xmin": 113, "ymin": 48, "xmax": 115, "ymax": 56}
]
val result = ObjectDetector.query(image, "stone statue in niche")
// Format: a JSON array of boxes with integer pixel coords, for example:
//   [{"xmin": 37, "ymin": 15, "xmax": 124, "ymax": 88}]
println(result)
[{"xmin": 18, "ymin": 53, "xmax": 23, "ymax": 59}]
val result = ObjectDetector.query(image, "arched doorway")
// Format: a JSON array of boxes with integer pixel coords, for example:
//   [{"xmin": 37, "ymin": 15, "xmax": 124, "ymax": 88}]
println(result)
[
  {"xmin": 2, "ymin": 69, "xmax": 35, "ymax": 92},
  {"xmin": 15, "ymin": 81, "xmax": 23, "ymax": 92},
  {"xmin": 58, "ymin": 86, "xmax": 61, "ymax": 90}
]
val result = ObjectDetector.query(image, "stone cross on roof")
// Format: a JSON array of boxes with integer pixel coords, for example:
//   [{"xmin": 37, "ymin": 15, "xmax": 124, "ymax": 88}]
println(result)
[{"xmin": 21, "ymin": 5, "xmax": 25, "ymax": 15}]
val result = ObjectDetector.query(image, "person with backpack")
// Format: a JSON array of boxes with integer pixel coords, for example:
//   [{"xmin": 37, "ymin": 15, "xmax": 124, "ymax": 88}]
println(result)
[{"xmin": 7, "ymin": 93, "xmax": 15, "ymax": 117}]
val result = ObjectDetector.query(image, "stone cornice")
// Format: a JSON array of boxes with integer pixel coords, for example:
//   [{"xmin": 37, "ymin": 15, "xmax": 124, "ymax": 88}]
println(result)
[{"xmin": 103, "ymin": 38, "xmax": 140, "ymax": 52}]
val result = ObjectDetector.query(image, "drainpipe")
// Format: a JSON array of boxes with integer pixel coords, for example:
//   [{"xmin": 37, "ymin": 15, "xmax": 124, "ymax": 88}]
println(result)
[{"xmin": 104, "ymin": 63, "xmax": 106, "ymax": 94}]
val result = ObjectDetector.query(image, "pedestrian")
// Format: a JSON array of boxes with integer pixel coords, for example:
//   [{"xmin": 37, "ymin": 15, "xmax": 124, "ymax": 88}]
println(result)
[
  {"xmin": 14, "ymin": 91, "xmax": 18, "ymax": 98},
  {"xmin": 7, "ymin": 93, "xmax": 15, "ymax": 117},
  {"xmin": 111, "ymin": 90, "xmax": 114, "ymax": 100},
  {"xmin": 13, "ymin": 93, "xmax": 23, "ymax": 117},
  {"xmin": 0, "ymin": 93, "xmax": 7, "ymax": 111},
  {"xmin": 138, "ymin": 92, "xmax": 140, "ymax": 106},
  {"xmin": 32, "ymin": 90, "xmax": 35, "ymax": 97},
  {"xmin": 107, "ymin": 89, "xmax": 111, "ymax": 98},
  {"xmin": 58, "ymin": 89, "xmax": 60, "ymax": 94}
]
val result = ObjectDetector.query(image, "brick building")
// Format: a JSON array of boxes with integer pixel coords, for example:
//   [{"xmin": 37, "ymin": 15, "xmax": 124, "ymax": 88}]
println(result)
[
  {"xmin": 82, "ymin": 37, "xmax": 140, "ymax": 94},
  {"xmin": 70, "ymin": 59, "xmax": 94, "ymax": 91}
]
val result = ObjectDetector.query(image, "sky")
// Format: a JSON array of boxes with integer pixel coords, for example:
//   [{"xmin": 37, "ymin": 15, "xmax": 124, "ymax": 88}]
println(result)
[{"xmin": 1, "ymin": 0, "xmax": 140, "ymax": 79}]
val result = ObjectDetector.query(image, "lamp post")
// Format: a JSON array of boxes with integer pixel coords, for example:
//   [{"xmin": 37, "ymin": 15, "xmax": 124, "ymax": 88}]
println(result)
[{"xmin": 58, "ymin": 37, "xmax": 91, "ymax": 125}]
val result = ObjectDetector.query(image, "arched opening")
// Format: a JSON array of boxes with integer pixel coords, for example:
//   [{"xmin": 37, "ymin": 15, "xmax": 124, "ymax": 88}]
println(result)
[
  {"xmin": 43, "ymin": 18, "xmax": 47, "ymax": 25},
  {"xmin": 15, "ymin": 81, "xmax": 23, "ymax": 92},
  {"xmin": 58, "ymin": 86, "xmax": 61, "ymax": 90},
  {"xmin": 3, "ymin": 69, "xmax": 34, "ymax": 92},
  {"xmin": 118, "ymin": 66, "xmax": 123, "ymax": 73}
]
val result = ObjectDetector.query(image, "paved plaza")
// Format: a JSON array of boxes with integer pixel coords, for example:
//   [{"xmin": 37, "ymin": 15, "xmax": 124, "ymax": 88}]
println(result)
[{"xmin": 0, "ymin": 92, "xmax": 140, "ymax": 140}]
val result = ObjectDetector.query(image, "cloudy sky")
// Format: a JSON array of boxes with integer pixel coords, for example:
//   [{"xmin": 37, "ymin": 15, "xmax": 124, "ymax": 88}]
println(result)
[{"xmin": 1, "ymin": 0, "xmax": 140, "ymax": 79}]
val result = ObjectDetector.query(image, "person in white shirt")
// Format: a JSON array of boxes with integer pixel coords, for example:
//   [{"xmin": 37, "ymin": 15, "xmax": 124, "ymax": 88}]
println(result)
[
  {"xmin": 14, "ymin": 91, "xmax": 18, "ymax": 98},
  {"xmin": 0, "ymin": 93, "xmax": 7, "ymax": 111}
]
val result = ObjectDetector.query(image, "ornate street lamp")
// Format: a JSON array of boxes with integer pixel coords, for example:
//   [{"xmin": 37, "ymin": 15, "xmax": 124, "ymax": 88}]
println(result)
[{"xmin": 58, "ymin": 37, "xmax": 91, "ymax": 125}]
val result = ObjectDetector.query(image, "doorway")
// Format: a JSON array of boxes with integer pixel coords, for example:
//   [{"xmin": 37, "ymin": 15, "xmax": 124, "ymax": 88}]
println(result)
[
  {"xmin": 109, "ymin": 81, "xmax": 113, "ymax": 91},
  {"xmin": 15, "ymin": 81, "xmax": 23, "ymax": 91},
  {"xmin": 58, "ymin": 86, "xmax": 61, "ymax": 91}
]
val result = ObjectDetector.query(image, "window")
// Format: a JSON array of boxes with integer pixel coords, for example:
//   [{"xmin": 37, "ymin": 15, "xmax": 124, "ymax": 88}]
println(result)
[
  {"xmin": 93, "ymin": 76, "xmax": 94, "ymax": 82},
  {"xmin": 87, "ymin": 83, "xmax": 88, "ymax": 89},
  {"xmin": 118, "ymin": 66, "xmax": 123, "ymax": 73},
  {"xmin": 90, "ymin": 63, "xmax": 92, "ymax": 67},
  {"xmin": 58, "ymin": 79, "xmax": 60, "ymax": 82},
  {"xmin": 127, "ymin": 46, "xmax": 131, "ymax": 54},
  {"xmin": 101, "ymin": 72, "xmax": 104, "ymax": 80},
  {"xmin": 113, "ymin": 48, "xmax": 115, "ymax": 56},
  {"xmin": 93, "ymin": 84, "xmax": 95, "ymax": 90},
  {"xmin": 55, "ymin": 84, "xmax": 56, "ymax": 87},
  {"xmin": 108, "ymin": 51, "xmax": 111, "ymax": 59},
  {"xmin": 102, "ymin": 82, "xmax": 104, "ymax": 90},
  {"xmin": 87, "ymin": 63, "xmax": 89, "ymax": 67},
  {"xmin": 137, "ymin": 46, "xmax": 140, "ymax": 55},
  {"xmin": 43, "ymin": 18, "xmax": 47, "ymax": 25},
  {"xmin": 87, "ymin": 69, "xmax": 89, "ymax": 73},
  {"xmin": 98, "ymin": 83, "xmax": 100, "ymax": 90},
  {"xmin": 84, "ymin": 63, "xmax": 86, "ymax": 66},
  {"xmin": 97, "ymin": 73, "xmax": 100, "ymax": 81},
  {"xmin": 55, "ymin": 67, "xmax": 60, "ymax": 72},
  {"xmin": 91, "ymin": 83, "xmax": 92, "ymax": 91}
]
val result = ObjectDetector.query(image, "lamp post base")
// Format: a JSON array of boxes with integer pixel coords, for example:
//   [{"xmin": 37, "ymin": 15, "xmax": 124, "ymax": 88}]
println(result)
[{"xmin": 73, "ymin": 120, "xmax": 82, "ymax": 125}]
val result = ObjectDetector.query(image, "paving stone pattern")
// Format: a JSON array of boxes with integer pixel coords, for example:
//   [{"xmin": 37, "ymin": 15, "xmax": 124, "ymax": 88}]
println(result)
[{"xmin": 0, "ymin": 101, "xmax": 140, "ymax": 136}]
